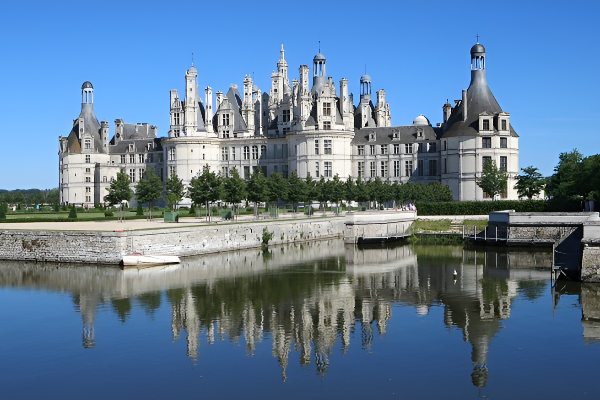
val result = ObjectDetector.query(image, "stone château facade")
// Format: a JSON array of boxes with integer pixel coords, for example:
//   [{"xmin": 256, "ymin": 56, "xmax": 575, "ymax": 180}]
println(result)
[{"xmin": 58, "ymin": 42, "xmax": 518, "ymax": 206}]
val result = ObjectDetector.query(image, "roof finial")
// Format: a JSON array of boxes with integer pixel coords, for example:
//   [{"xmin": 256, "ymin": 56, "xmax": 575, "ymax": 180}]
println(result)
[
  {"xmin": 476, "ymin": 34, "xmax": 480, "ymax": 44},
  {"xmin": 192, "ymin": 52, "xmax": 194, "ymax": 66},
  {"xmin": 319, "ymin": 40, "xmax": 321, "ymax": 53}
]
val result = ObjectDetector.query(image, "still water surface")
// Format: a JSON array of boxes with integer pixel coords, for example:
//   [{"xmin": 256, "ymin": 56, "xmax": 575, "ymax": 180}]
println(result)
[{"xmin": 1, "ymin": 240, "xmax": 599, "ymax": 399}]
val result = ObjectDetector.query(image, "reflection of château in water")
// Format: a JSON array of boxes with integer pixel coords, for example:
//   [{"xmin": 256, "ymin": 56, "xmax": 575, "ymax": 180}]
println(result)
[{"xmin": 0, "ymin": 241, "xmax": 550, "ymax": 385}]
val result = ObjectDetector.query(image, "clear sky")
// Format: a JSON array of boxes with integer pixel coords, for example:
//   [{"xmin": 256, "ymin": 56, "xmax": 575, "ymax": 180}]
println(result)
[{"xmin": 1, "ymin": 0, "xmax": 599, "ymax": 190}]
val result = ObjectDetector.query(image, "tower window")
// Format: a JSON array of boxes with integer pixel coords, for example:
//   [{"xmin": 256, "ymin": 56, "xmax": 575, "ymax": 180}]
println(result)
[
  {"xmin": 282, "ymin": 109, "xmax": 290, "ymax": 122},
  {"xmin": 315, "ymin": 140, "xmax": 319, "ymax": 155},
  {"xmin": 324, "ymin": 140, "xmax": 332, "ymax": 155},
  {"xmin": 500, "ymin": 138, "xmax": 507, "ymax": 148},
  {"xmin": 500, "ymin": 156, "xmax": 507, "ymax": 171},
  {"xmin": 482, "ymin": 137, "xmax": 491, "ymax": 148},
  {"xmin": 357, "ymin": 145, "xmax": 365, "ymax": 155},
  {"xmin": 501, "ymin": 120, "xmax": 507, "ymax": 131},
  {"xmin": 482, "ymin": 119, "xmax": 490, "ymax": 131},
  {"xmin": 85, "ymin": 155, "xmax": 91, "ymax": 163},
  {"xmin": 323, "ymin": 102, "xmax": 331, "ymax": 116},
  {"xmin": 223, "ymin": 113, "xmax": 230, "ymax": 126}
]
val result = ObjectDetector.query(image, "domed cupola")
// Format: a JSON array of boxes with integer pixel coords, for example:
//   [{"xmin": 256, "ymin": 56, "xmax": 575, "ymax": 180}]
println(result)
[
  {"xmin": 360, "ymin": 74, "xmax": 372, "ymax": 101},
  {"xmin": 413, "ymin": 114, "xmax": 430, "ymax": 126},
  {"xmin": 470, "ymin": 41, "xmax": 485, "ymax": 70},
  {"xmin": 81, "ymin": 81, "xmax": 94, "ymax": 104},
  {"xmin": 311, "ymin": 49, "xmax": 327, "ymax": 96}
]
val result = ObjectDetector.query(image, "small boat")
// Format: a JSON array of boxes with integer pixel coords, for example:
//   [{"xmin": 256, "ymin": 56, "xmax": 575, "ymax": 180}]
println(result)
[{"xmin": 121, "ymin": 253, "xmax": 180, "ymax": 268}]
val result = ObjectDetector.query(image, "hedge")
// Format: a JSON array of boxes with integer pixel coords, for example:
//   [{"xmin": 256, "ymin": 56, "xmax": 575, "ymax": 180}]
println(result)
[{"xmin": 415, "ymin": 200, "xmax": 582, "ymax": 215}]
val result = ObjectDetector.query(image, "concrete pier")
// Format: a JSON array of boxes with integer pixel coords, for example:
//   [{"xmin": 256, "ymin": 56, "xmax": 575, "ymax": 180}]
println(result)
[{"xmin": 344, "ymin": 210, "xmax": 416, "ymax": 244}]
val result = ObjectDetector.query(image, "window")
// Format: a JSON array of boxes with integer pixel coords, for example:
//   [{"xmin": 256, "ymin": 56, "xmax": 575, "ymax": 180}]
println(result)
[
  {"xmin": 324, "ymin": 162, "xmax": 332, "ymax": 177},
  {"xmin": 405, "ymin": 160, "xmax": 413, "ymax": 177},
  {"xmin": 358, "ymin": 162, "xmax": 365, "ymax": 178},
  {"xmin": 86, "ymin": 187, "xmax": 91, "ymax": 193},
  {"xmin": 323, "ymin": 121, "xmax": 331, "ymax": 130},
  {"xmin": 418, "ymin": 160, "xmax": 424, "ymax": 176},
  {"xmin": 370, "ymin": 162, "xmax": 376, "ymax": 178},
  {"xmin": 103, "ymin": 176, "xmax": 107, "ymax": 182},
  {"xmin": 482, "ymin": 137, "xmax": 491, "ymax": 148},
  {"xmin": 222, "ymin": 167, "xmax": 229, "ymax": 177},
  {"xmin": 84, "ymin": 139, "xmax": 91, "ymax": 150},
  {"xmin": 370, "ymin": 145, "xmax": 376, "ymax": 155},
  {"xmin": 85, "ymin": 177, "xmax": 91, "ymax": 183},
  {"xmin": 428, "ymin": 160, "xmax": 437, "ymax": 176},
  {"xmin": 502, "ymin": 120, "xmax": 507, "ymax": 131},
  {"xmin": 174, "ymin": 112, "xmax": 180, "ymax": 125},
  {"xmin": 380, "ymin": 145, "xmax": 388, "ymax": 155},
  {"xmin": 169, "ymin": 166, "xmax": 176, "ymax": 177},
  {"xmin": 444, "ymin": 158, "xmax": 447, "ymax": 174},
  {"xmin": 315, "ymin": 162, "xmax": 320, "ymax": 178},
  {"xmin": 315, "ymin": 140, "xmax": 319, "ymax": 155},
  {"xmin": 138, "ymin": 154, "xmax": 144, "ymax": 163},
  {"xmin": 120, "ymin": 155, "xmax": 126, "ymax": 164},
  {"xmin": 231, "ymin": 147, "xmax": 236, "ymax": 161},
  {"xmin": 129, "ymin": 169, "xmax": 135, "ymax": 183},
  {"xmin": 500, "ymin": 156, "xmax": 507, "ymax": 171},
  {"xmin": 393, "ymin": 144, "xmax": 399, "ymax": 155},
  {"xmin": 405, "ymin": 143, "xmax": 413, "ymax": 154},
  {"xmin": 282, "ymin": 165, "xmax": 289, "ymax": 178},
  {"xmin": 429, "ymin": 143, "xmax": 437, "ymax": 153},
  {"xmin": 148, "ymin": 153, "xmax": 153, "ymax": 163},
  {"xmin": 85, "ymin": 155, "xmax": 91, "ymax": 163},
  {"xmin": 323, "ymin": 102, "xmax": 331, "ymax": 116},
  {"xmin": 85, "ymin": 196, "xmax": 91, "ymax": 202},
  {"xmin": 244, "ymin": 146, "xmax": 250, "ymax": 160},
  {"xmin": 221, "ymin": 147, "xmax": 228, "ymax": 161},
  {"xmin": 482, "ymin": 156, "xmax": 491, "ymax": 169},
  {"xmin": 483, "ymin": 119, "xmax": 490, "ymax": 130},
  {"xmin": 243, "ymin": 166, "xmax": 250, "ymax": 179},
  {"xmin": 252, "ymin": 145, "xmax": 258, "ymax": 159},
  {"xmin": 261, "ymin": 145, "xmax": 267, "ymax": 159},
  {"xmin": 418, "ymin": 143, "xmax": 426, "ymax": 153},
  {"xmin": 129, "ymin": 154, "xmax": 135, "ymax": 163},
  {"xmin": 324, "ymin": 140, "xmax": 332, "ymax": 155},
  {"xmin": 443, "ymin": 141, "xmax": 447, "ymax": 151},
  {"xmin": 358, "ymin": 145, "xmax": 365, "ymax": 155},
  {"xmin": 500, "ymin": 137, "xmax": 507, "ymax": 148},
  {"xmin": 223, "ymin": 113, "xmax": 230, "ymax": 126},
  {"xmin": 282, "ymin": 109, "xmax": 290, "ymax": 122},
  {"xmin": 85, "ymin": 168, "xmax": 90, "ymax": 173},
  {"xmin": 394, "ymin": 160, "xmax": 400, "ymax": 177},
  {"xmin": 169, "ymin": 148, "xmax": 175, "ymax": 161},
  {"xmin": 381, "ymin": 161, "xmax": 388, "ymax": 178}
]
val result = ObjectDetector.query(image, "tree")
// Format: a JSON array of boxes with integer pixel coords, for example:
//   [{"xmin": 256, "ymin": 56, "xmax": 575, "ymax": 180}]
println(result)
[
  {"xmin": 135, "ymin": 166, "xmax": 162, "ymax": 219},
  {"xmin": 246, "ymin": 169, "xmax": 269, "ymax": 218},
  {"xmin": 222, "ymin": 167, "xmax": 247, "ymax": 220},
  {"xmin": 354, "ymin": 176, "xmax": 369, "ymax": 206},
  {"xmin": 104, "ymin": 168, "xmax": 133, "ymax": 221},
  {"xmin": 267, "ymin": 172, "xmax": 289, "ymax": 217},
  {"xmin": 344, "ymin": 176, "xmax": 356, "ymax": 211},
  {"xmin": 477, "ymin": 159, "xmax": 508, "ymax": 199},
  {"xmin": 287, "ymin": 170, "xmax": 307, "ymax": 212},
  {"xmin": 188, "ymin": 165, "xmax": 222, "ymax": 221},
  {"xmin": 68, "ymin": 204, "xmax": 78, "ymax": 219},
  {"xmin": 315, "ymin": 176, "xmax": 328, "ymax": 213},
  {"xmin": 547, "ymin": 149, "xmax": 583, "ymax": 200},
  {"xmin": 0, "ymin": 202, "xmax": 7, "ymax": 220},
  {"xmin": 514, "ymin": 166, "xmax": 545, "ymax": 200},
  {"xmin": 165, "ymin": 173, "xmax": 184, "ymax": 211},
  {"xmin": 328, "ymin": 174, "xmax": 346, "ymax": 211}
]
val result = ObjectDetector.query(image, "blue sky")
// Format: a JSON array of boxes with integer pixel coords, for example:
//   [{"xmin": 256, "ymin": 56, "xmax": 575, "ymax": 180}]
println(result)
[{"xmin": 1, "ymin": 0, "xmax": 599, "ymax": 190}]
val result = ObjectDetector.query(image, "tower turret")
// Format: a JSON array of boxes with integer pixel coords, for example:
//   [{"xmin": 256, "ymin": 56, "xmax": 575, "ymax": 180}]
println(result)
[
  {"xmin": 311, "ymin": 52, "xmax": 326, "ymax": 96},
  {"xmin": 184, "ymin": 64, "xmax": 198, "ymax": 135}
]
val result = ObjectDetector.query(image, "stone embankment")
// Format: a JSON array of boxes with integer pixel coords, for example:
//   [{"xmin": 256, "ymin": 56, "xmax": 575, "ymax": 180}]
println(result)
[{"xmin": 0, "ymin": 218, "xmax": 345, "ymax": 265}]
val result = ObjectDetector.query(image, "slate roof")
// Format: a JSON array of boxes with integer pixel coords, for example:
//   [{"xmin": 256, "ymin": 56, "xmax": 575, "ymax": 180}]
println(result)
[
  {"xmin": 67, "ymin": 103, "xmax": 102, "ymax": 153},
  {"xmin": 351, "ymin": 125, "xmax": 439, "ymax": 145},
  {"xmin": 442, "ymin": 69, "xmax": 518, "ymax": 138}
]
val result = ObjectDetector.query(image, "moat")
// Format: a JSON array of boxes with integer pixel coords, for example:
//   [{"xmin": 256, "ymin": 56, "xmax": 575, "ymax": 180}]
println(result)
[{"xmin": 1, "ymin": 240, "xmax": 599, "ymax": 399}]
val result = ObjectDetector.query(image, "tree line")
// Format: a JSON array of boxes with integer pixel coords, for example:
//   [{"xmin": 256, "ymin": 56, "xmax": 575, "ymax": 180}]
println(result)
[{"xmin": 104, "ymin": 165, "xmax": 454, "ymax": 218}]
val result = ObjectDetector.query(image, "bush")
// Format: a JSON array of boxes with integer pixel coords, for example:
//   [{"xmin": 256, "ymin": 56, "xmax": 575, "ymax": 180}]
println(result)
[
  {"xmin": 415, "ymin": 200, "xmax": 582, "ymax": 215},
  {"xmin": 104, "ymin": 210, "xmax": 114, "ymax": 217},
  {"xmin": 0, "ymin": 202, "xmax": 7, "ymax": 220},
  {"xmin": 68, "ymin": 205, "xmax": 77, "ymax": 219},
  {"xmin": 136, "ymin": 204, "xmax": 144, "ymax": 216}
]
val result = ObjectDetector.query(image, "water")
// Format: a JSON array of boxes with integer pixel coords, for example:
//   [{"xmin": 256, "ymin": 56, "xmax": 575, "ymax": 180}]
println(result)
[{"xmin": 1, "ymin": 240, "xmax": 599, "ymax": 399}]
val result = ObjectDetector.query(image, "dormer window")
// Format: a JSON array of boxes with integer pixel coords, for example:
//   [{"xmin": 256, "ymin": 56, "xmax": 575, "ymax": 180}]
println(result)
[
  {"xmin": 483, "ymin": 119, "xmax": 490, "ymax": 130},
  {"xmin": 282, "ymin": 109, "xmax": 290, "ymax": 122},
  {"xmin": 223, "ymin": 114, "xmax": 230, "ymax": 126},
  {"xmin": 501, "ymin": 120, "xmax": 507, "ymax": 131},
  {"xmin": 392, "ymin": 132, "xmax": 399, "ymax": 140},
  {"xmin": 128, "ymin": 144, "xmax": 134, "ymax": 152},
  {"xmin": 369, "ymin": 133, "xmax": 376, "ymax": 142},
  {"xmin": 417, "ymin": 128, "xmax": 424, "ymax": 138},
  {"xmin": 84, "ymin": 139, "xmax": 91, "ymax": 149},
  {"xmin": 323, "ymin": 102, "xmax": 331, "ymax": 116}
]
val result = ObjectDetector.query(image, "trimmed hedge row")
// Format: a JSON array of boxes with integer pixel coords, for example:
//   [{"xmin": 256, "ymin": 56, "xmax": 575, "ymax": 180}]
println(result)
[{"xmin": 415, "ymin": 200, "xmax": 582, "ymax": 215}]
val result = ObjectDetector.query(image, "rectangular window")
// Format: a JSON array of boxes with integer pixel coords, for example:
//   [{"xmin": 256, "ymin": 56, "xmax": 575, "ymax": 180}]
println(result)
[
  {"xmin": 405, "ymin": 143, "xmax": 413, "ymax": 154},
  {"xmin": 500, "ymin": 137, "xmax": 507, "ymax": 148},
  {"xmin": 282, "ymin": 165, "xmax": 289, "ymax": 178},
  {"xmin": 168, "ymin": 148, "xmax": 175, "ymax": 161},
  {"xmin": 85, "ymin": 177, "xmax": 91, "ymax": 183},
  {"xmin": 231, "ymin": 147, "xmax": 236, "ymax": 161},
  {"xmin": 443, "ymin": 141, "xmax": 447, "ymax": 151},
  {"xmin": 222, "ymin": 167, "xmax": 229, "ymax": 177},
  {"xmin": 315, "ymin": 140, "xmax": 319, "ymax": 155},
  {"xmin": 84, "ymin": 140, "xmax": 91, "ymax": 150},
  {"xmin": 85, "ymin": 187, "xmax": 91, "ymax": 193},
  {"xmin": 324, "ymin": 140, "xmax": 332, "ymax": 155},
  {"xmin": 482, "ymin": 156, "xmax": 492, "ymax": 169},
  {"xmin": 381, "ymin": 161, "xmax": 388, "ymax": 178},
  {"xmin": 129, "ymin": 154, "xmax": 135, "ymax": 163},
  {"xmin": 85, "ymin": 168, "xmax": 90, "ymax": 173},
  {"xmin": 315, "ymin": 162, "xmax": 320, "ymax": 178},
  {"xmin": 323, "ymin": 121, "xmax": 331, "ymax": 130},
  {"xmin": 103, "ymin": 176, "xmax": 107, "ymax": 182},
  {"xmin": 85, "ymin": 155, "xmax": 91, "ymax": 163},
  {"xmin": 418, "ymin": 160, "xmax": 424, "ymax": 176},
  {"xmin": 261, "ymin": 145, "xmax": 267, "ymax": 159},
  {"xmin": 370, "ymin": 145, "xmax": 376, "ymax": 155},
  {"xmin": 405, "ymin": 160, "xmax": 413, "ymax": 177},
  {"xmin": 223, "ymin": 113, "xmax": 230, "ymax": 126},
  {"xmin": 221, "ymin": 147, "xmax": 228, "ymax": 161},
  {"xmin": 243, "ymin": 166, "xmax": 250, "ymax": 179},
  {"xmin": 244, "ymin": 146, "xmax": 250, "ymax": 160},
  {"xmin": 429, "ymin": 143, "xmax": 437, "ymax": 153},
  {"xmin": 482, "ymin": 137, "xmax": 492, "ymax": 148},
  {"xmin": 380, "ymin": 145, "xmax": 388, "ymax": 155},
  {"xmin": 358, "ymin": 161, "xmax": 365, "ymax": 178},
  {"xmin": 129, "ymin": 169, "xmax": 135, "ymax": 183},
  {"xmin": 370, "ymin": 162, "xmax": 376, "ymax": 178},
  {"xmin": 483, "ymin": 119, "xmax": 490, "ymax": 130},
  {"xmin": 394, "ymin": 160, "xmax": 400, "ymax": 177},
  {"xmin": 323, "ymin": 102, "xmax": 331, "ymax": 116},
  {"xmin": 428, "ymin": 160, "xmax": 437, "ymax": 176},
  {"xmin": 444, "ymin": 158, "xmax": 447, "ymax": 174},
  {"xmin": 120, "ymin": 155, "xmax": 126, "ymax": 164},
  {"xmin": 358, "ymin": 145, "xmax": 365, "ymax": 155},
  {"xmin": 138, "ymin": 154, "xmax": 144, "ymax": 163},
  {"xmin": 85, "ymin": 196, "xmax": 91, "ymax": 202},
  {"xmin": 500, "ymin": 156, "xmax": 507, "ymax": 171},
  {"xmin": 252, "ymin": 145, "xmax": 258, "ymax": 159},
  {"xmin": 169, "ymin": 166, "xmax": 176, "ymax": 177},
  {"xmin": 282, "ymin": 109, "xmax": 290, "ymax": 122},
  {"xmin": 393, "ymin": 144, "xmax": 399, "ymax": 155},
  {"xmin": 324, "ymin": 162, "xmax": 332, "ymax": 177},
  {"xmin": 502, "ymin": 120, "xmax": 507, "ymax": 131}
]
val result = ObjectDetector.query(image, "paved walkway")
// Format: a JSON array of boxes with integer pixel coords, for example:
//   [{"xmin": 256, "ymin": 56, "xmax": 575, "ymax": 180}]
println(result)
[{"xmin": 0, "ymin": 212, "xmax": 488, "ymax": 232}]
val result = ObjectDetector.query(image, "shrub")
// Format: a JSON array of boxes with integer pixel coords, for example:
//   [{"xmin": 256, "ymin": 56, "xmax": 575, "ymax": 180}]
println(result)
[
  {"xmin": 68, "ymin": 205, "xmax": 77, "ymax": 219},
  {"xmin": 104, "ymin": 210, "xmax": 114, "ymax": 217},
  {"xmin": 136, "ymin": 204, "xmax": 144, "ymax": 216},
  {"xmin": 415, "ymin": 200, "xmax": 582, "ymax": 215}
]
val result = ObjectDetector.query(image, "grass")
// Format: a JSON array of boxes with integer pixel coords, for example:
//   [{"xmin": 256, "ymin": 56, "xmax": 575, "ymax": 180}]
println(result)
[{"xmin": 410, "ymin": 218, "xmax": 488, "ymax": 233}]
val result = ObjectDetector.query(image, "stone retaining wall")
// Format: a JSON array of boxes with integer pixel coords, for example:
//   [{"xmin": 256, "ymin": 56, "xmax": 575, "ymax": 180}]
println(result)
[{"xmin": 0, "ymin": 219, "xmax": 345, "ymax": 265}]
